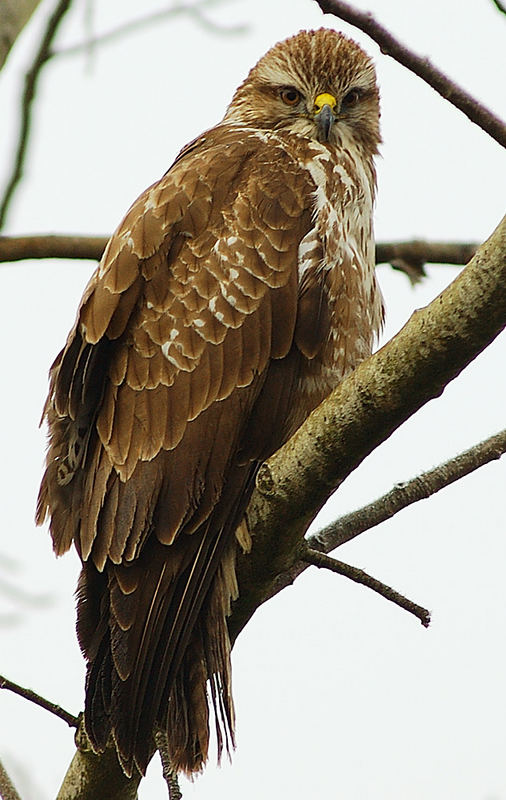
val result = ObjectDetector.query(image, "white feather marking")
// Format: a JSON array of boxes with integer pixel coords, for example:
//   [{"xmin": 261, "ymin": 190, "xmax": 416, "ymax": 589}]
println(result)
[
  {"xmin": 161, "ymin": 341, "xmax": 185, "ymax": 368},
  {"xmin": 209, "ymin": 296, "xmax": 226, "ymax": 323},
  {"xmin": 223, "ymin": 292, "xmax": 237, "ymax": 308},
  {"xmin": 297, "ymin": 229, "xmax": 321, "ymax": 279},
  {"xmin": 143, "ymin": 190, "xmax": 159, "ymax": 211}
]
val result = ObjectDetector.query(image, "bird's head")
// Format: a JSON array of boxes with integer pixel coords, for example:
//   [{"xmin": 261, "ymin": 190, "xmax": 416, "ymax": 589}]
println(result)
[{"xmin": 224, "ymin": 28, "xmax": 381, "ymax": 157}]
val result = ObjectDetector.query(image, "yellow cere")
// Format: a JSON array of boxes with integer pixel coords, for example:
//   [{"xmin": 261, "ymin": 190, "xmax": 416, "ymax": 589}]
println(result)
[{"xmin": 314, "ymin": 93, "xmax": 337, "ymax": 112}]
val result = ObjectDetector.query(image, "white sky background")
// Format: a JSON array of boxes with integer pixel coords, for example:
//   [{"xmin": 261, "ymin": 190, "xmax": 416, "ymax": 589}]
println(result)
[{"xmin": 0, "ymin": 0, "xmax": 505, "ymax": 798}]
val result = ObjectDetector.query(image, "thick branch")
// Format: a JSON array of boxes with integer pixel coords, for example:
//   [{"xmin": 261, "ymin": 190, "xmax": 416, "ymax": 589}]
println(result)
[
  {"xmin": 230, "ymin": 215, "xmax": 506, "ymax": 641},
  {"xmin": 0, "ymin": 674, "xmax": 79, "ymax": 728},
  {"xmin": 56, "ymin": 723, "xmax": 141, "ymax": 800},
  {"xmin": 0, "ymin": 234, "xmax": 477, "ymax": 269},
  {"xmin": 316, "ymin": 0, "xmax": 506, "ymax": 149},
  {"xmin": 0, "ymin": 0, "xmax": 73, "ymax": 230},
  {"xmin": 302, "ymin": 547, "xmax": 431, "ymax": 627}
]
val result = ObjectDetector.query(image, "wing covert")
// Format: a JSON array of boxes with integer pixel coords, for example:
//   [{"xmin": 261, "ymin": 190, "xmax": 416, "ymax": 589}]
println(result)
[{"xmin": 38, "ymin": 126, "xmax": 315, "ymax": 568}]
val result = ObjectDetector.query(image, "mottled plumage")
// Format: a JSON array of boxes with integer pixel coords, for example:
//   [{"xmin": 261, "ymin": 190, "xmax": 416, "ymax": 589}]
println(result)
[{"xmin": 37, "ymin": 28, "xmax": 384, "ymax": 776}]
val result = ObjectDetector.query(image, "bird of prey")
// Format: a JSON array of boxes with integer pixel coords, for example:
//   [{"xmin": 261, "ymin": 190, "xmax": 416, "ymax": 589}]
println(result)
[{"xmin": 37, "ymin": 28, "xmax": 384, "ymax": 777}]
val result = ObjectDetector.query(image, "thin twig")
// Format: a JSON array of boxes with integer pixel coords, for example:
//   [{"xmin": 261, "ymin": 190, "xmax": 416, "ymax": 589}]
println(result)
[
  {"xmin": 302, "ymin": 546, "xmax": 431, "ymax": 627},
  {"xmin": 0, "ymin": 0, "xmax": 73, "ymax": 230},
  {"xmin": 265, "ymin": 429, "xmax": 506, "ymax": 603},
  {"xmin": 0, "ymin": 233, "xmax": 478, "ymax": 268},
  {"xmin": 0, "ymin": 674, "xmax": 79, "ymax": 728},
  {"xmin": 310, "ymin": 428, "xmax": 506, "ymax": 552},
  {"xmin": 0, "ymin": 758, "xmax": 22, "ymax": 800},
  {"xmin": 154, "ymin": 730, "xmax": 183, "ymax": 800},
  {"xmin": 53, "ymin": 0, "xmax": 247, "ymax": 58},
  {"xmin": 490, "ymin": 0, "xmax": 506, "ymax": 14},
  {"xmin": 316, "ymin": 0, "xmax": 506, "ymax": 149}
]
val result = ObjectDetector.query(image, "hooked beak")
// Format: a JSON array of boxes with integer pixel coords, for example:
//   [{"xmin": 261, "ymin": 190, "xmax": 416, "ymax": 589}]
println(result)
[{"xmin": 313, "ymin": 92, "xmax": 338, "ymax": 142}]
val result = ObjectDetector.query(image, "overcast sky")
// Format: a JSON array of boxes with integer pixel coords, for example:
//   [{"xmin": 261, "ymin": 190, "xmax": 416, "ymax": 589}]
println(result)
[{"xmin": 0, "ymin": 1, "xmax": 505, "ymax": 798}]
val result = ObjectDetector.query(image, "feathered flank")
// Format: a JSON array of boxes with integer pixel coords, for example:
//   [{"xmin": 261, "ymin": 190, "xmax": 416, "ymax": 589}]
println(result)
[{"xmin": 37, "ymin": 28, "xmax": 384, "ymax": 776}]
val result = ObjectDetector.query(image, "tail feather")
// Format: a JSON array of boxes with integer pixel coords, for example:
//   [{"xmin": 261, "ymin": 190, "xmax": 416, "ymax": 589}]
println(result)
[{"xmin": 78, "ymin": 463, "xmax": 258, "ymax": 777}]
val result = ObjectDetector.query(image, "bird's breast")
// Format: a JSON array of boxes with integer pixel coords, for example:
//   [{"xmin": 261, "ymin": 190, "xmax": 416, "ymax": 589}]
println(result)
[{"xmin": 295, "ymin": 141, "xmax": 384, "ymax": 408}]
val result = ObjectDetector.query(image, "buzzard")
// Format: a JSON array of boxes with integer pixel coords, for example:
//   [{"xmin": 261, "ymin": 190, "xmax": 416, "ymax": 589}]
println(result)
[{"xmin": 37, "ymin": 28, "xmax": 384, "ymax": 777}]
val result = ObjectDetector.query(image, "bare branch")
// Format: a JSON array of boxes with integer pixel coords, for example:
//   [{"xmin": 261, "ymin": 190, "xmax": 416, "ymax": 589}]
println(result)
[
  {"xmin": 0, "ymin": 0, "xmax": 73, "ymax": 230},
  {"xmin": 264, "ymin": 427, "xmax": 506, "ymax": 605},
  {"xmin": 53, "ymin": 0, "xmax": 247, "ymax": 59},
  {"xmin": 376, "ymin": 240, "xmax": 477, "ymax": 285},
  {"xmin": 491, "ymin": 0, "xmax": 506, "ymax": 14},
  {"xmin": 56, "ymin": 722, "xmax": 142, "ymax": 800},
  {"xmin": 0, "ymin": 758, "xmax": 22, "ymax": 800},
  {"xmin": 0, "ymin": 234, "xmax": 108, "ymax": 262},
  {"xmin": 315, "ymin": 0, "xmax": 506, "ymax": 149},
  {"xmin": 0, "ymin": 234, "xmax": 478, "ymax": 270},
  {"xmin": 0, "ymin": 674, "xmax": 79, "ymax": 728},
  {"xmin": 309, "ymin": 428, "xmax": 506, "ymax": 553},
  {"xmin": 302, "ymin": 546, "xmax": 431, "ymax": 627}
]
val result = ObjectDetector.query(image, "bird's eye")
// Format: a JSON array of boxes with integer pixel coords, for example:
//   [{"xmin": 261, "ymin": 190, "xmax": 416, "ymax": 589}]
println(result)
[
  {"xmin": 279, "ymin": 87, "xmax": 301, "ymax": 106},
  {"xmin": 342, "ymin": 88, "xmax": 362, "ymax": 108}
]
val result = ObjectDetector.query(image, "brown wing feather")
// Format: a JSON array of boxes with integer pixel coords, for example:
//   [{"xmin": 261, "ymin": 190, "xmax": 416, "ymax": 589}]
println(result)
[{"xmin": 37, "ymin": 125, "xmax": 316, "ymax": 775}]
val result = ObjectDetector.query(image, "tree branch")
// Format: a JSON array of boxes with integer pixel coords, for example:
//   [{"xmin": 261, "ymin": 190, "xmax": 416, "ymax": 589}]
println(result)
[
  {"xmin": 491, "ymin": 0, "xmax": 506, "ymax": 14},
  {"xmin": 0, "ymin": 234, "xmax": 109, "ymax": 262},
  {"xmin": 0, "ymin": 758, "xmax": 22, "ymax": 800},
  {"xmin": 267, "ymin": 427, "xmax": 506, "ymax": 597},
  {"xmin": 0, "ymin": 0, "xmax": 73, "ymax": 231},
  {"xmin": 376, "ymin": 240, "xmax": 476, "ymax": 284},
  {"xmin": 56, "ymin": 722, "xmax": 142, "ymax": 800},
  {"xmin": 302, "ymin": 546, "xmax": 431, "ymax": 627},
  {"xmin": 0, "ymin": 233, "xmax": 477, "ymax": 271},
  {"xmin": 52, "ymin": 0, "xmax": 247, "ymax": 59},
  {"xmin": 229, "ymin": 215, "xmax": 506, "ymax": 641},
  {"xmin": 315, "ymin": 0, "xmax": 506, "ymax": 149},
  {"xmin": 310, "ymin": 428, "xmax": 506, "ymax": 553},
  {"xmin": 0, "ymin": 0, "xmax": 247, "ymax": 233},
  {"xmin": 0, "ymin": 674, "xmax": 79, "ymax": 728}
]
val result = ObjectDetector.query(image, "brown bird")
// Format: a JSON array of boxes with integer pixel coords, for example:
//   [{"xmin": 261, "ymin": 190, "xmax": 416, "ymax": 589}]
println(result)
[{"xmin": 37, "ymin": 28, "xmax": 384, "ymax": 777}]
